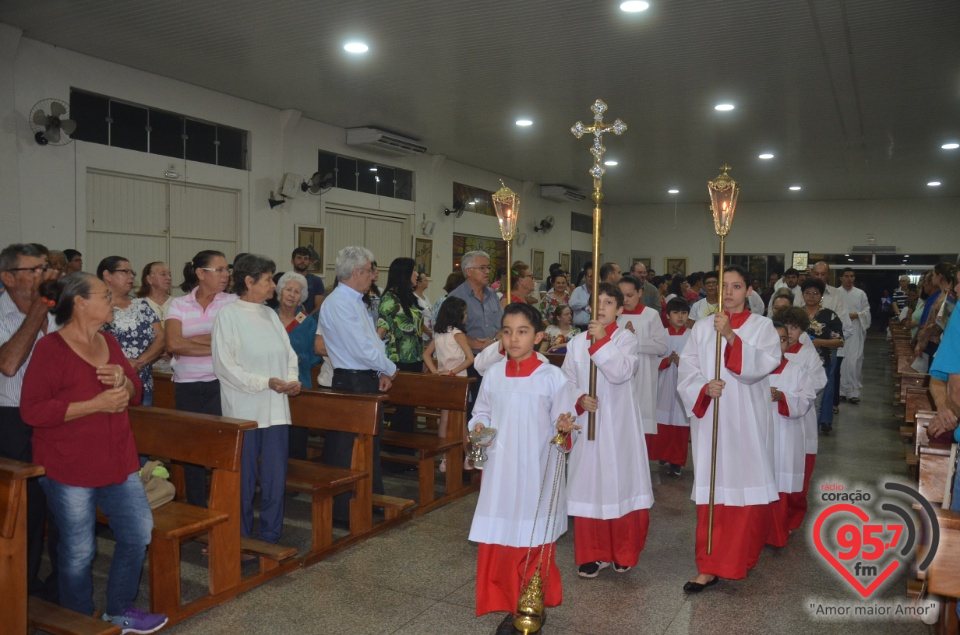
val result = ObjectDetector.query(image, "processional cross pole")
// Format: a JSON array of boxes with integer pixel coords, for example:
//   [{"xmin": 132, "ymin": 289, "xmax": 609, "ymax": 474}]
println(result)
[{"xmin": 571, "ymin": 99, "xmax": 627, "ymax": 441}]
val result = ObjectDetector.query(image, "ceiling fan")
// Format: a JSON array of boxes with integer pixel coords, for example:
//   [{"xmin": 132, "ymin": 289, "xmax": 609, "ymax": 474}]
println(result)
[{"xmin": 29, "ymin": 98, "xmax": 77, "ymax": 146}]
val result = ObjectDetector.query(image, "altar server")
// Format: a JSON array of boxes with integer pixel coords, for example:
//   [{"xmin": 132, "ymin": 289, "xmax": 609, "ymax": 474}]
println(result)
[
  {"xmin": 678, "ymin": 265, "xmax": 781, "ymax": 591},
  {"xmin": 656, "ymin": 297, "xmax": 693, "ymax": 475},
  {"xmin": 837, "ymin": 268, "xmax": 871, "ymax": 404},
  {"xmin": 563, "ymin": 282, "xmax": 655, "ymax": 578}
]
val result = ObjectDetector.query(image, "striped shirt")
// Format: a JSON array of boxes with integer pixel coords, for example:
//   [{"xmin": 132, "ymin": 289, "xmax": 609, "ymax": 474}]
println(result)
[
  {"xmin": 0, "ymin": 292, "xmax": 58, "ymax": 407},
  {"xmin": 166, "ymin": 288, "xmax": 236, "ymax": 383}
]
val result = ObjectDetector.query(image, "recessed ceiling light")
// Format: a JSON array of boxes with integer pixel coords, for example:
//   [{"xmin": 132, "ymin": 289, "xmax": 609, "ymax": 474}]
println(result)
[
  {"xmin": 620, "ymin": 1, "xmax": 650, "ymax": 12},
  {"xmin": 714, "ymin": 104, "xmax": 735, "ymax": 111},
  {"xmin": 515, "ymin": 119, "xmax": 533, "ymax": 127},
  {"xmin": 343, "ymin": 41, "xmax": 369, "ymax": 54},
  {"xmin": 668, "ymin": 189, "xmax": 679, "ymax": 194},
  {"xmin": 789, "ymin": 185, "xmax": 801, "ymax": 191},
  {"xmin": 604, "ymin": 160, "xmax": 618, "ymax": 166},
  {"xmin": 942, "ymin": 142, "xmax": 959, "ymax": 150},
  {"xmin": 928, "ymin": 181, "xmax": 942, "ymax": 187},
  {"xmin": 758, "ymin": 153, "xmax": 774, "ymax": 160}
]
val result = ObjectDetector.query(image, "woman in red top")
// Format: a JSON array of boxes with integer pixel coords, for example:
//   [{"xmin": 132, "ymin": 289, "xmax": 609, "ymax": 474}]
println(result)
[{"xmin": 21, "ymin": 273, "xmax": 167, "ymax": 633}]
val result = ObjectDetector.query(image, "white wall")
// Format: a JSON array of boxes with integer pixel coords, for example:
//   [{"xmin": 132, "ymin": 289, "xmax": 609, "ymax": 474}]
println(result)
[
  {"xmin": 604, "ymin": 198, "xmax": 960, "ymax": 275},
  {"xmin": 3, "ymin": 31, "xmax": 585, "ymax": 289},
  {"xmin": 4, "ymin": 29, "xmax": 955, "ymax": 288}
]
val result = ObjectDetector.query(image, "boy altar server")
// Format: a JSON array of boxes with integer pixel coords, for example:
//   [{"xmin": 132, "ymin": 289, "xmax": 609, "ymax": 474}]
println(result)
[
  {"xmin": 678, "ymin": 265, "xmax": 781, "ymax": 592},
  {"xmin": 617, "ymin": 276, "xmax": 668, "ymax": 458},
  {"xmin": 656, "ymin": 297, "xmax": 693, "ymax": 475},
  {"xmin": 562, "ymin": 282, "xmax": 655, "ymax": 578}
]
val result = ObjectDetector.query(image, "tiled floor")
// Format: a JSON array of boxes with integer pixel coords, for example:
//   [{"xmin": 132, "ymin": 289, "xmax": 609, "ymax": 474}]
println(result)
[{"xmin": 99, "ymin": 336, "xmax": 941, "ymax": 634}]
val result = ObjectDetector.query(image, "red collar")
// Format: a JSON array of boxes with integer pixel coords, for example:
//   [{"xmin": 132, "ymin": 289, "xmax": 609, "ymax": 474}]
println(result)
[
  {"xmin": 772, "ymin": 357, "xmax": 789, "ymax": 374},
  {"xmin": 787, "ymin": 342, "xmax": 803, "ymax": 354},
  {"xmin": 668, "ymin": 325, "xmax": 687, "ymax": 335},
  {"xmin": 622, "ymin": 305, "xmax": 645, "ymax": 315},
  {"xmin": 505, "ymin": 354, "xmax": 543, "ymax": 377},
  {"xmin": 723, "ymin": 309, "xmax": 751, "ymax": 328}
]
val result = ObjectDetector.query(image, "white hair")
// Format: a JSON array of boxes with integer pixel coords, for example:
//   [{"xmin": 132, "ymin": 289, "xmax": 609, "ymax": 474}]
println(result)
[
  {"xmin": 461, "ymin": 250, "xmax": 490, "ymax": 271},
  {"xmin": 335, "ymin": 246, "xmax": 375, "ymax": 282},
  {"xmin": 276, "ymin": 271, "xmax": 309, "ymax": 305}
]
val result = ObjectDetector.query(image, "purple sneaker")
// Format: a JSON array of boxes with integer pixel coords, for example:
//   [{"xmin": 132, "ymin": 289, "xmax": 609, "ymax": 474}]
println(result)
[{"xmin": 102, "ymin": 607, "xmax": 169, "ymax": 634}]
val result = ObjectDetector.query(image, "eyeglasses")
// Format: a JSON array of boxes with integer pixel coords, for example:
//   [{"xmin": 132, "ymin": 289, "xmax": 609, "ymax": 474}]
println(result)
[
  {"xmin": 469, "ymin": 265, "xmax": 493, "ymax": 272},
  {"xmin": 803, "ymin": 290, "xmax": 821, "ymax": 296},
  {"xmin": 5, "ymin": 265, "xmax": 48, "ymax": 275},
  {"xmin": 112, "ymin": 268, "xmax": 135, "ymax": 275},
  {"xmin": 704, "ymin": 281, "xmax": 719, "ymax": 287},
  {"xmin": 199, "ymin": 267, "xmax": 230, "ymax": 274},
  {"xmin": 89, "ymin": 290, "xmax": 113, "ymax": 302}
]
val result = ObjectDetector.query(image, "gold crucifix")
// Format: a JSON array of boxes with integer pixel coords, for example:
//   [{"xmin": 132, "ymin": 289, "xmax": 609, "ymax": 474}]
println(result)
[{"xmin": 571, "ymin": 99, "xmax": 627, "ymax": 441}]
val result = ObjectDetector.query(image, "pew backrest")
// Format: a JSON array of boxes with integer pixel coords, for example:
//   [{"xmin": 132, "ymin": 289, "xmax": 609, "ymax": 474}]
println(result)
[
  {"xmin": 129, "ymin": 407, "xmax": 256, "ymax": 470},
  {"xmin": 386, "ymin": 372, "xmax": 472, "ymax": 412}
]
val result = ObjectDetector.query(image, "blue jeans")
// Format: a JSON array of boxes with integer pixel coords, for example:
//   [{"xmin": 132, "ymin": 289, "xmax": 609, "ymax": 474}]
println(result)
[
  {"xmin": 241, "ymin": 426, "xmax": 289, "ymax": 543},
  {"xmin": 818, "ymin": 351, "xmax": 838, "ymax": 425},
  {"xmin": 41, "ymin": 472, "xmax": 153, "ymax": 616}
]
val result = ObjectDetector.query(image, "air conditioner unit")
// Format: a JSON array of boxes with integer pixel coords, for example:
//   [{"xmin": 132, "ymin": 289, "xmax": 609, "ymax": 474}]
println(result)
[
  {"xmin": 540, "ymin": 184, "xmax": 586, "ymax": 203},
  {"xmin": 346, "ymin": 127, "xmax": 427, "ymax": 155},
  {"xmin": 278, "ymin": 173, "xmax": 303, "ymax": 199}
]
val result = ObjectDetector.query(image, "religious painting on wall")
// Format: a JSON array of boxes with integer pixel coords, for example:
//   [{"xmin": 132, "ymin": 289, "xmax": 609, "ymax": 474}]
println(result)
[
  {"xmin": 452, "ymin": 233, "xmax": 507, "ymax": 284},
  {"xmin": 792, "ymin": 251, "xmax": 809, "ymax": 271},
  {"xmin": 530, "ymin": 249, "xmax": 545, "ymax": 280},
  {"xmin": 295, "ymin": 225, "xmax": 324, "ymax": 273},
  {"xmin": 452, "ymin": 183, "xmax": 496, "ymax": 217},
  {"xmin": 559, "ymin": 252, "xmax": 571, "ymax": 274},
  {"xmin": 665, "ymin": 257, "xmax": 687, "ymax": 277},
  {"xmin": 413, "ymin": 237, "xmax": 432, "ymax": 277}
]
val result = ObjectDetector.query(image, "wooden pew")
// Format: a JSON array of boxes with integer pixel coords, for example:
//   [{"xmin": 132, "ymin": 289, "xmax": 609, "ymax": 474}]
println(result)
[
  {"xmin": 124, "ymin": 407, "xmax": 291, "ymax": 626},
  {"xmin": 922, "ymin": 508, "xmax": 960, "ymax": 635},
  {"xmin": 545, "ymin": 353, "xmax": 565, "ymax": 368},
  {"xmin": 287, "ymin": 388, "xmax": 401, "ymax": 566},
  {"xmin": 380, "ymin": 372, "xmax": 475, "ymax": 515}
]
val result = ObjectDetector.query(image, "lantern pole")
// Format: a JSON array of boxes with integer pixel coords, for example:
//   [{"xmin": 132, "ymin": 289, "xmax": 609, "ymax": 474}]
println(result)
[
  {"xmin": 492, "ymin": 180, "xmax": 520, "ymax": 305},
  {"xmin": 705, "ymin": 164, "xmax": 740, "ymax": 554}
]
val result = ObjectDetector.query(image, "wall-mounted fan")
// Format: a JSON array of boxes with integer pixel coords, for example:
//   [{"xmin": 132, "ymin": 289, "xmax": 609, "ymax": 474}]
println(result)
[
  {"xmin": 534, "ymin": 216, "xmax": 555, "ymax": 234},
  {"xmin": 443, "ymin": 200, "xmax": 468, "ymax": 218},
  {"xmin": 301, "ymin": 171, "xmax": 334, "ymax": 195},
  {"xmin": 30, "ymin": 99, "xmax": 77, "ymax": 146}
]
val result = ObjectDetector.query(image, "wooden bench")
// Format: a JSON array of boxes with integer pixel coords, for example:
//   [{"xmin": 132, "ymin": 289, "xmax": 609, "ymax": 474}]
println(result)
[
  {"xmin": 921, "ymin": 507, "xmax": 960, "ymax": 635},
  {"xmin": 27, "ymin": 598, "xmax": 120, "ymax": 635},
  {"xmin": 126, "ymin": 406, "xmax": 283, "ymax": 626},
  {"xmin": 287, "ymin": 388, "xmax": 404, "ymax": 566},
  {"xmin": 380, "ymin": 372, "xmax": 475, "ymax": 515},
  {"xmin": 545, "ymin": 353, "xmax": 565, "ymax": 368}
]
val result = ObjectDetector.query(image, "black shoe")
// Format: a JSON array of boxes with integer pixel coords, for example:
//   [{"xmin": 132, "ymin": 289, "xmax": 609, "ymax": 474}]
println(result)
[
  {"xmin": 577, "ymin": 561, "xmax": 610, "ymax": 578},
  {"xmin": 669, "ymin": 464, "xmax": 682, "ymax": 476},
  {"xmin": 683, "ymin": 576, "xmax": 719, "ymax": 593},
  {"xmin": 820, "ymin": 424, "xmax": 832, "ymax": 435},
  {"xmin": 612, "ymin": 562, "xmax": 632, "ymax": 573},
  {"xmin": 495, "ymin": 613, "xmax": 517, "ymax": 635},
  {"xmin": 839, "ymin": 395, "xmax": 847, "ymax": 402}
]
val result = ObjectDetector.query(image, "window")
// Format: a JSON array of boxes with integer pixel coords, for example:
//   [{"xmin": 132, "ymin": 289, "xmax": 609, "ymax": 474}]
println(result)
[
  {"xmin": 69, "ymin": 89, "xmax": 249, "ymax": 170},
  {"xmin": 319, "ymin": 150, "xmax": 413, "ymax": 201}
]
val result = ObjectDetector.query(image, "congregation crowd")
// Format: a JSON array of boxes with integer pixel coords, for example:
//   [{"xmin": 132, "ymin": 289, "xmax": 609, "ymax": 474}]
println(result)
[{"xmin": 2, "ymin": 239, "xmax": 958, "ymax": 634}]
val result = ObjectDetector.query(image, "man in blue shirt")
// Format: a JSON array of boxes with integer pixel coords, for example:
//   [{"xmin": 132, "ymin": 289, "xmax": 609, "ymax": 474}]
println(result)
[
  {"xmin": 569, "ymin": 262, "xmax": 594, "ymax": 329},
  {"xmin": 318, "ymin": 245, "xmax": 396, "ymax": 523}
]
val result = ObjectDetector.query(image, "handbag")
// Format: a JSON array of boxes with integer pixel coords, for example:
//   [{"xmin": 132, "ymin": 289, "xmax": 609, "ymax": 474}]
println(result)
[{"xmin": 140, "ymin": 460, "xmax": 175, "ymax": 509}]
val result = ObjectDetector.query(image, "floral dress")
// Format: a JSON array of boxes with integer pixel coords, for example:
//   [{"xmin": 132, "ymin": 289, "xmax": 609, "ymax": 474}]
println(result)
[
  {"xmin": 805, "ymin": 306, "xmax": 843, "ymax": 368},
  {"xmin": 377, "ymin": 291, "xmax": 424, "ymax": 364},
  {"xmin": 102, "ymin": 298, "xmax": 159, "ymax": 393},
  {"xmin": 538, "ymin": 291, "xmax": 570, "ymax": 325}
]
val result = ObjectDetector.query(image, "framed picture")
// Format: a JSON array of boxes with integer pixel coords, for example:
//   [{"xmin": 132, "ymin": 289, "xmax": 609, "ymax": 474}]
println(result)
[
  {"xmin": 452, "ymin": 233, "xmax": 508, "ymax": 284},
  {"xmin": 295, "ymin": 225, "xmax": 324, "ymax": 273},
  {"xmin": 632, "ymin": 257, "xmax": 652, "ymax": 270},
  {"xmin": 530, "ymin": 249, "xmax": 545, "ymax": 280},
  {"xmin": 413, "ymin": 237, "xmax": 433, "ymax": 277},
  {"xmin": 665, "ymin": 257, "xmax": 687, "ymax": 277},
  {"xmin": 792, "ymin": 251, "xmax": 809, "ymax": 271},
  {"xmin": 559, "ymin": 251, "xmax": 571, "ymax": 274}
]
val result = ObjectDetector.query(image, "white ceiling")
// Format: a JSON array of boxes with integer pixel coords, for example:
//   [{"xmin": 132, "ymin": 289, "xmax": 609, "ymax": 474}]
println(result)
[{"xmin": 2, "ymin": 0, "xmax": 959, "ymax": 205}]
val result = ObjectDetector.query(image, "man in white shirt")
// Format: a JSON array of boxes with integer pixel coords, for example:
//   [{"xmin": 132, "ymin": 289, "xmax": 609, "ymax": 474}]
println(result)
[
  {"xmin": 689, "ymin": 271, "xmax": 719, "ymax": 322},
  {"xmin": 318, "ymin": 246, "xmax": 397, "ymax": 523},
  {"xmin": 837, "ymin": 268, "xmax": 871, "ymax": 403}
]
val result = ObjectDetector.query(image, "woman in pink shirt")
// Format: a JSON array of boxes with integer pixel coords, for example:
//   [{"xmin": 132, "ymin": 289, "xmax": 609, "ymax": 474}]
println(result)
[{"xmin": 164, "ymin": 250, "xmax": 236, "ymax": 506}]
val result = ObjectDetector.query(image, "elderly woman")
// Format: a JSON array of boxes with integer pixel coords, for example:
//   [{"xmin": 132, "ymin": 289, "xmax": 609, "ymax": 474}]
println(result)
[
  {"xmin": 274, "ymin": 271, "xmax": 322, "ymax": 461},
  {"xmin": 800, "ymin": 278, "xmax": 844, "ymax": 435},
  {"xmin": 98, "ymin": 256, "xmax": 165, "ymax": 407},
  {"xmin": 137, "ymin": 261, "xmax": 173, "ymax": 322},
  {"xmin": 21, "ymin": 273, "xmax": 167, "ymax": 633},
  {"xmin": 212, "ymin": 254, "xmax": 300, "ymax": 545},
  {"xmin": 377, "ymin": 257, "xmax": 423, "ymax": 433},
  {"xmin": 165, "ymin": 250, "xmax": 236, "ymax": 506}
]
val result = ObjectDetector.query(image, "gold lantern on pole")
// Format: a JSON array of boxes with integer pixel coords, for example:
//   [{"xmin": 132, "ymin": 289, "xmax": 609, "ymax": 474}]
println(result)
[
  {"xmin": 705, "ymin": 164, "xmax": 739, "ymax": 554},
  {"xmin": 571, "ymin": 99, "xmax": 627, "ymax": 441},
  {"xmin": 492, "ymin": 180, "xmax": 520, "ymax": 302}
]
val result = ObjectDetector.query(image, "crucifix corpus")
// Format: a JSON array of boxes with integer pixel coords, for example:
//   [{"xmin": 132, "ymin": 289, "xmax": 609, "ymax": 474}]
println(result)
[{"xmin": 570, "ymin": 99, "xmax": 627, "ymax": 441}]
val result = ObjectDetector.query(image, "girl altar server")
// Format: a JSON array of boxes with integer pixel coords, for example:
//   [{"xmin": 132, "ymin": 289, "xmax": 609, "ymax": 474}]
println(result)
[{"xmin": 678, "ymin": 265, "xmax": 781, "ymax": 592}]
